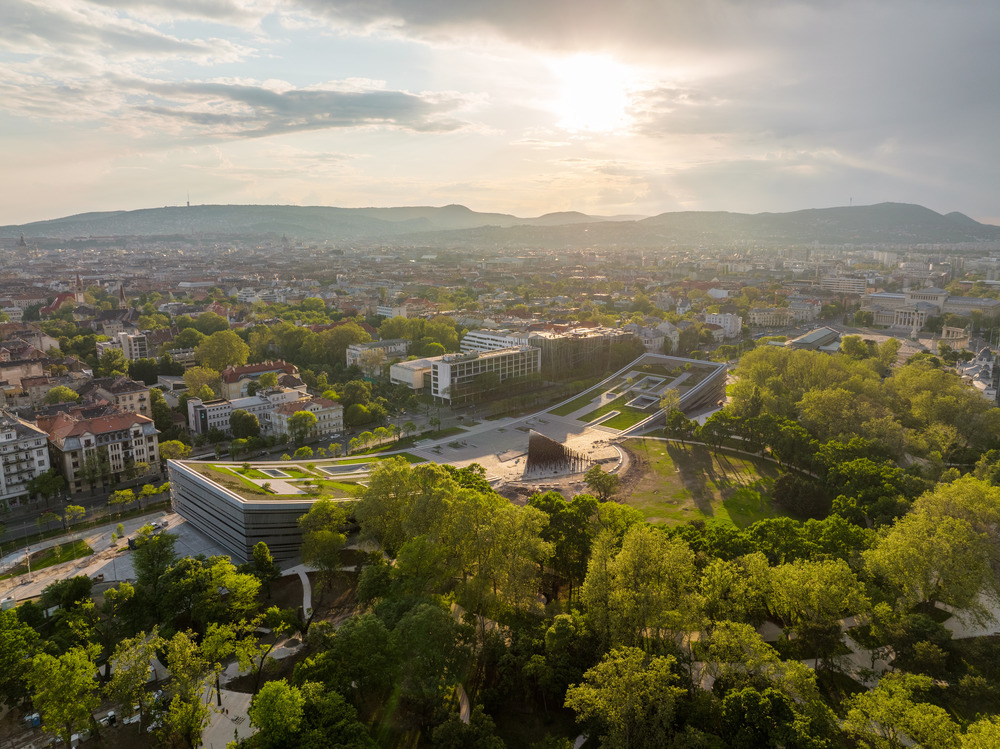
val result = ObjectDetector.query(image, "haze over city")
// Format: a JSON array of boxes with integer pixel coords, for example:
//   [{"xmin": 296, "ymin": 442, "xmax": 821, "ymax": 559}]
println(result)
[{"xmin": 3, "ymin": 0, "xmax": 999, "ymax": 225}]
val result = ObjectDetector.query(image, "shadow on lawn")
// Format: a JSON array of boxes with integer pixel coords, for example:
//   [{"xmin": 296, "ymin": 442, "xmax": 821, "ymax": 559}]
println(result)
[{"xmin": 664, "ymin": 443, "xmax": 779, "ymax": 523}]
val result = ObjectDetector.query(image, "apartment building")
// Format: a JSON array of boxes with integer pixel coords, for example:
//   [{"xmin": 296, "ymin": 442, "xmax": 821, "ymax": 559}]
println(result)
[
  {"xmin": 0, "ymin": 409, "xmax": 51, "ymax": 507},
  {"xmin": 95, "ymin": 330, "xmax": 149, "ymax": 361},
  {"xmin": 42, "ymin": 408, "xmax": 160, "ymax": 494},
  {"xmin": 78, "ymin": 376, "xmax": 151, "ymax": 417}
]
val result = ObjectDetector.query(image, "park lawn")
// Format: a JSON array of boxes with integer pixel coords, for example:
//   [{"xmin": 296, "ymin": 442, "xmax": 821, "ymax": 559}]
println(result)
[
  {"xmin": 549, "ymin": 391, "xmax": 602, "ymax": 416},
  {"xmin": 334, "ymin": 452, "xmax": 425, "ymax": 464},
  {"xmin": 601, "ymin": 409, "xmax": 653, "ymax": 430},
  {"xmin": 580, "ymin": 393, "xmax": 654, "ymax": 426},
  {"xmin": 0, "ymin": 540, "xmax": 93, "ymax": 580},
  {"xmin": 623, "ymin": 438, "xmax": 783, "ymax": 528}
]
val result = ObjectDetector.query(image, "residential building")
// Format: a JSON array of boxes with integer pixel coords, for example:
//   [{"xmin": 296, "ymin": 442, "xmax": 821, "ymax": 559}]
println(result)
[
  {"xmin": 345, "ymin": 339, "xmax": 410, "ymax": 373},
  {"xmin": 622, "ymin": 323, "xmax": 665, "ymax": 353},
  {"xmin": 78, "ymin": 376, "xmax": 151, "ymax": 417},
  {"xmin": 270, "ymin": 397, "xmax": 344, "ymax": 439},
  {"xmin": 0, "ymin": 409, "xmax": 51, "ymax": 508},
  {"xmin": 376, "ymin": 304, "xmax": 408, "ymax": 318},
  {"xmin": 95, "ymin": 331, "xmax": 149, "ymax": 361},
  {"xmin": 703, "ymin": 313, "xmax": 743, "ymax": 339},
  {"xmin": 41, "ymin": 407, "xmax": 160, "ymax": 494},
  {"xmin": 748, "ymin": 307, "xmax": 794, "ymax": 327},
  {"xmin": 187, "ymin": 387, "xmax": 316, "ymax": 436},
  {"xmin": 219, "ymin": 361, "xmax": 301, "ymax": 399},
  {"xmin": 788, "ymin": 299, "xmax": 822, "ymax": 322},
  {"xmin": 655, "ymin": 321, "xmax": 681, "ymax": 353}
]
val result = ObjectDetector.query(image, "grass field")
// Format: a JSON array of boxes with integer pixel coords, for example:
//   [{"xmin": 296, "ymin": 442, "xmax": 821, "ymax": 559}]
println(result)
[
  {"xmin": 548, "ymin": 391, "xmax": 601, "ymax": 416},
  {"xmin": 623, "ymin": 438, "xmax": 784, "ymax": 527},
  {"xmin": 580, "ymin": 393, "xmax": 653, "ymax": 428},
  {"xmin": 0, "ymin": 540, "xmax": 93, "ymax": 580}
]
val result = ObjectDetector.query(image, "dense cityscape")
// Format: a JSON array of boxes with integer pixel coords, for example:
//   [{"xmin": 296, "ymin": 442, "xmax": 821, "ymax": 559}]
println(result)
[{"xmin": 1, "ymin": 204, "xmax": 1000, "ymax": 747}]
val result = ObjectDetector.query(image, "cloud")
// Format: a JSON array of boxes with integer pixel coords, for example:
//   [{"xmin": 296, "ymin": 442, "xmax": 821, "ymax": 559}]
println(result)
[
  {"xmin": 0, "ymin": 65, "xmax": 473, "ymax": 138},
  {"xmin": 135, "ymin": 79, "xmax": 473, "ymax": 136},
  {"xmin": 87, "ymin": 0, "xmax": 277, "ymax": 26},
  {"xmin": 0, "ymin": 0, "xmax": 250, "ymax": 62}
]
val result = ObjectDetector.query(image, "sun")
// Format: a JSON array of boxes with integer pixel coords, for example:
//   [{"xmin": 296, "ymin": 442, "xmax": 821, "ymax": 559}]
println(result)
[{"xmin": 552, "ymin": 54, "xmax": 635, "ymax": 134}]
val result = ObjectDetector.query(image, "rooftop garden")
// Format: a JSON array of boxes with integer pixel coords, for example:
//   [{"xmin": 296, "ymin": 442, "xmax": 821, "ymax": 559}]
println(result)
[{"xmin": 186, "ymin": 452, "xmax": 426, "ymax": 501}]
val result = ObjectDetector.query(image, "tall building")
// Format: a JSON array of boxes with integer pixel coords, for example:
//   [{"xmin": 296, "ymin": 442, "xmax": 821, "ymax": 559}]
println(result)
[{"xmin": 0, "ymin": 409, "xmax": 51, "ymax": 508}]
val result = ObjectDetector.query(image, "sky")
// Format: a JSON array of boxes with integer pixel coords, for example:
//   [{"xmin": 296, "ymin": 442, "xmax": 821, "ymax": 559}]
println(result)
[{"xmin": 2, "ymin": 0, "xmax": 999, "ymax": 225}]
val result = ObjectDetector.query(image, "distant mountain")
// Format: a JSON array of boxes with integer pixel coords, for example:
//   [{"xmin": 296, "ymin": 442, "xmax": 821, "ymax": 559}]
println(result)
[{"xmin": 3, "ymin": 202, "xmax": 998, "ymax": 246}]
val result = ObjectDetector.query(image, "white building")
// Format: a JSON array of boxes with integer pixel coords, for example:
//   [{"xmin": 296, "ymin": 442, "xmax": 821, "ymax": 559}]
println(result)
[
  {"xmin": 376, "ymin": 304, "xmax": 408, "ymax": 318},
  {"xmin": 188, "ymin": 387, "xmax": 320, "ymax": 436},
  {"xmin": 748, "ymin": 307, "xmax": 795, "ymax": 327},
  {"xmin": 391, "ymin": 346, "xmax": 541, "ymax": 403},
  {"xmin": 460, "ymin": 329, "xmax": 528, "ymax": 353},
  {"xmin": 655, "ymin": 321, "xmax": 681, "ymax": 352},
  {"xmin": 703, "ymin": 313, "xmax": 743, "ymax": 339},
  {"xmin": 270, "ymin": 397, "xmax": 344, "ymax": 439},
  {"xmin": 432, "ymin": 347, "xmax": 541, "ymax": 403},
  {"xmin": 95, "ymin": 331, "xmax": 149, "ymax": 361},
  {"xmin": 0, "ymin": 409, "xmax": 51, "ymax": 507},
  {"xmin": 345, "ymin": 339, "xmax": 410, "ymax": 372},
  {"xmin": 861, "ymin": 287, "xmax": 1000, "ymax": 330},
  {"xmin": 820, "ymin": 277, "xmax": 868, "ymax": 295}
]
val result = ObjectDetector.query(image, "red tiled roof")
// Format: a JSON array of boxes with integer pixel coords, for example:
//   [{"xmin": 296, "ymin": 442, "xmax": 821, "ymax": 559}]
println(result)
[{"xmin": 42, "ymin": 408, "xmax": 153, "ymax": 442}]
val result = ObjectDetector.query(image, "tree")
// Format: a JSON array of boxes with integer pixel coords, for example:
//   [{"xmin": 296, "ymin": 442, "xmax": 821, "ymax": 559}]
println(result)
[
  {"xmin": 96, "ymin": 347, "xmax": 128, "ymax": 377},
  {"xmin": 27, "ymin": 469, "xmax": 65, "ymax": 505},
  {"xmin": 162, "ymin": 630, "xmax": 211, "ymax": 748},
  {"xmin": 44, "ymin": 385, "xmax": 79, "ymax": 404},
  {"xmin": 230, "ymin": 409, "xmax": 261, "ymax": 439},
  {"xmin": 79, "ymin": 448, "xmax": 111, "ymax": 494},
  {"xmin": 192, "ymin": 311, "xmax": 230, "ymax": 335},
  {"xmin": 106, "ymin": 629, "xmax": 165, "ymax": 731},
  {"xmin": 843, "ymin": 673, "xmax": 959, "ymax": 749},
  {"xmin": 432, "ymin": 705, "xmax": 505, "ymax": 749},
  {"xmin": 160, "ymin": 440, "xmax": 192, "ymax": 462},
  {"xmin": 769, "ymin": 558, "xmax": 869, "ymax": 667},
  {"xmin": 183, "ymin": 366, "xmax": 222, "ymax": 398},
  {"xmin": 149, "ymin": 386, "xmax": 174, "ymax": 432},
  {"xmin": 0, "ymin": 608, "xmax": 40, "ymax": 708},
  {"xmin": 246, "ymin": 541, "xmax": 281, "ymax": 599},
  {"xmin": 659, "ymin": 388, "xmax": 681, "ymax": 416},
  {"xmin": 196, "ymin": 329, "xmax": 250, "ymax": 370},
  {"xmin": 258, "ymin": 371, "xmax": 279, "ymax": 390},
  {"xmin": 288, "ymin": 410, "xmax": 318, "ymax": 446},
  {"xmin": 27, "ymin": 644, "xmax": 101, "ymax": 744},
  {"xmin": 299, "ymin": 499, "xmax": 348, "ymax": 607},
  {"xmin": 63, "ymin": 504, "xmax": 85, "ymax": 530},
  {"xmin": 248, "ymin": 679, "xmax": 305, "ymax": 746},
  {"xmin": 565, "ymin": 647, "xmax": 684, "ymax": 749},
  {"xmin": 529, "ymin": 491, "xmax": 598, "ymax": 602},
  {"xmin": 132, "ymin": 527, "xmax": 178, "ymax": 608},
  {"xmin": 128, "ymin": 357, "xmax": 161, "ymax": 386},
  {"xmin": 864, "ymin": 511, "xmax": 992, "ymax": 620},
  {"xmin": 584, "ymin": 464, "xmax": 620, "ymax": 502},
  {"xmin": 170, "ymin": 327, "xmax": 207, "ymax": 350}
]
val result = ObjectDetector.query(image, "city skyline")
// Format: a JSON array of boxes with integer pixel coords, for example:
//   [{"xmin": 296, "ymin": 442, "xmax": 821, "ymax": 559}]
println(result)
[{"xmin": 3, "ymin": 0, "xmax": 999, "ymax": 225}]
